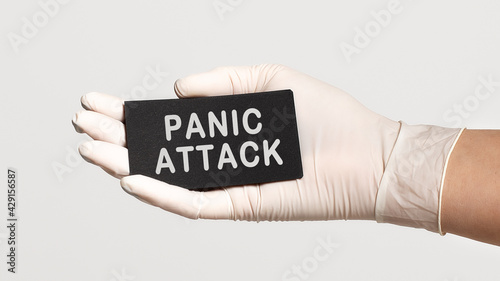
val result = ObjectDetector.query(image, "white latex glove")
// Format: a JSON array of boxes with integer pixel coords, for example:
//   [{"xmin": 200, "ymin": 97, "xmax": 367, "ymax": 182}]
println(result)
[{"xmin": 72, "ymin": 64, "xmax": 463, "ymax": 233}]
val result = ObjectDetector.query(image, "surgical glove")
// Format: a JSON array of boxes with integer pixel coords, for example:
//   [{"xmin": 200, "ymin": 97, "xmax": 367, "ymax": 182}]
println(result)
[{"xmin": 72, "ymin": 64, "xmax": 463, "ymax": 233}]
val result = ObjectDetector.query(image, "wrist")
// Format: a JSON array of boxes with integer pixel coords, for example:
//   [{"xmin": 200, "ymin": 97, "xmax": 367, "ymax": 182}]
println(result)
[{"xmin": 375, "ymin": 122, "xmax": 464, "ymax": 232}]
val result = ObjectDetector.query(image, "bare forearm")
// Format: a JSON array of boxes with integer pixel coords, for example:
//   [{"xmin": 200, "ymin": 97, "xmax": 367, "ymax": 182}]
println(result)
[{"xmin": 441, "ymin": 129, "xmax": 500, "ymax": 246}]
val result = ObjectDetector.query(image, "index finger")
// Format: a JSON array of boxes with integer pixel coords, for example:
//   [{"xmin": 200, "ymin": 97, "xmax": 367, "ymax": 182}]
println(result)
[{"xmin": 81, "ymin": 92, "xmax": 125, "ymax": 122}]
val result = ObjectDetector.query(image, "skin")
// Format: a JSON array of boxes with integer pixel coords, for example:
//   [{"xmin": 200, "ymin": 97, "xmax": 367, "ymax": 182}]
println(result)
[{"xmin": 441, "ymin": 129, "xmax": 500, "ymax": 246}]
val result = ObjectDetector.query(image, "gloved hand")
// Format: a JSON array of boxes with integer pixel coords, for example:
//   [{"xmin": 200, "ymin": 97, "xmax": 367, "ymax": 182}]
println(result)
[{"xmin": 72, "ymin": 64, "xmax": 463, "ymax": 233}]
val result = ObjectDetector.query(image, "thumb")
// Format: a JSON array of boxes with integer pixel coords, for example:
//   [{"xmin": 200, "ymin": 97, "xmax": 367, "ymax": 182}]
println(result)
[
  {"xmin": 120, "ymin": 175, "xmax": 234, "ymax": 220},
  {"xmin": 174, "ymin": 64, "xmax": 286, "ymax": 98}
]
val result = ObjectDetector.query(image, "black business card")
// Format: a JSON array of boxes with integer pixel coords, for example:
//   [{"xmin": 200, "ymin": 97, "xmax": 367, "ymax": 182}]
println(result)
[{"xmin": 124, "ymin": 90, "xmax": 303, "ymax": 190}]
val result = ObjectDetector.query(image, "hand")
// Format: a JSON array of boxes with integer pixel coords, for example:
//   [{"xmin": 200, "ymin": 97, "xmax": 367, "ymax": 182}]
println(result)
[{"xmin": 72, "ymin": 64, "xmax": 402, "ymax": 222}]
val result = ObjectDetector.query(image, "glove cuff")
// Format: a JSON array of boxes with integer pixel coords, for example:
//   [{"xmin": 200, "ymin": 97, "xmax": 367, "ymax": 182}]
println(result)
[{"xmin": 375, "ymin": 122, "xmax": 464, "ymax": 233}]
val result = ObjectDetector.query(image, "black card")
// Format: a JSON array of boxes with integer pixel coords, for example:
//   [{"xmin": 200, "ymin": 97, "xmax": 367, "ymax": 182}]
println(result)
[{"xmin": 124, "ymin": 90, "xmax": 303, "ymax": 190}]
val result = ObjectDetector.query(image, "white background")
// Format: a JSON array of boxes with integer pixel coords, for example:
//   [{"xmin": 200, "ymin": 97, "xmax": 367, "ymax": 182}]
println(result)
[{"xmin": 1, "ymin": 0, "xmax": 499, "ymax": 280}]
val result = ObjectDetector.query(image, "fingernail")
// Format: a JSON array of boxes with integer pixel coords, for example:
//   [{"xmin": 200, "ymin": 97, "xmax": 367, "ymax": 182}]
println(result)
[
  {"xmin": 78, "ymin": 142, "xmax": 93, "ymax": 160},
  {"xmin": 72, "ymin": 113, "xmax": 83, "ymax": 133},
  {"xmin": 81, "ymin": 93, "xmax": 91, "ymax": 109},
  {"xmin": 174, "ymin": 79, "xmax": 186, "ymax": 98},
  {"xmin": 121, "ymin": 178, "xmax": 132, "ymax": 194}
]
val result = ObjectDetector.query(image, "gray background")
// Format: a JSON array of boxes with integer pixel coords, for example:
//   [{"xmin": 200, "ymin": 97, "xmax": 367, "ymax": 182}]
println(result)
[{"xmin": 1, "ymin": 0, "xmax": 500, "ymax": 280}]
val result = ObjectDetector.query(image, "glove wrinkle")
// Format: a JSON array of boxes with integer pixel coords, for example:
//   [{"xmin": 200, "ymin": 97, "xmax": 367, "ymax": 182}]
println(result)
[
  {"xmin": 222, "ymin": 187, "xmax": 236, "ymax": 220},
  {"xmin": 375, "ymin": 123, "xmax": 463, "ymax": 232}
]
